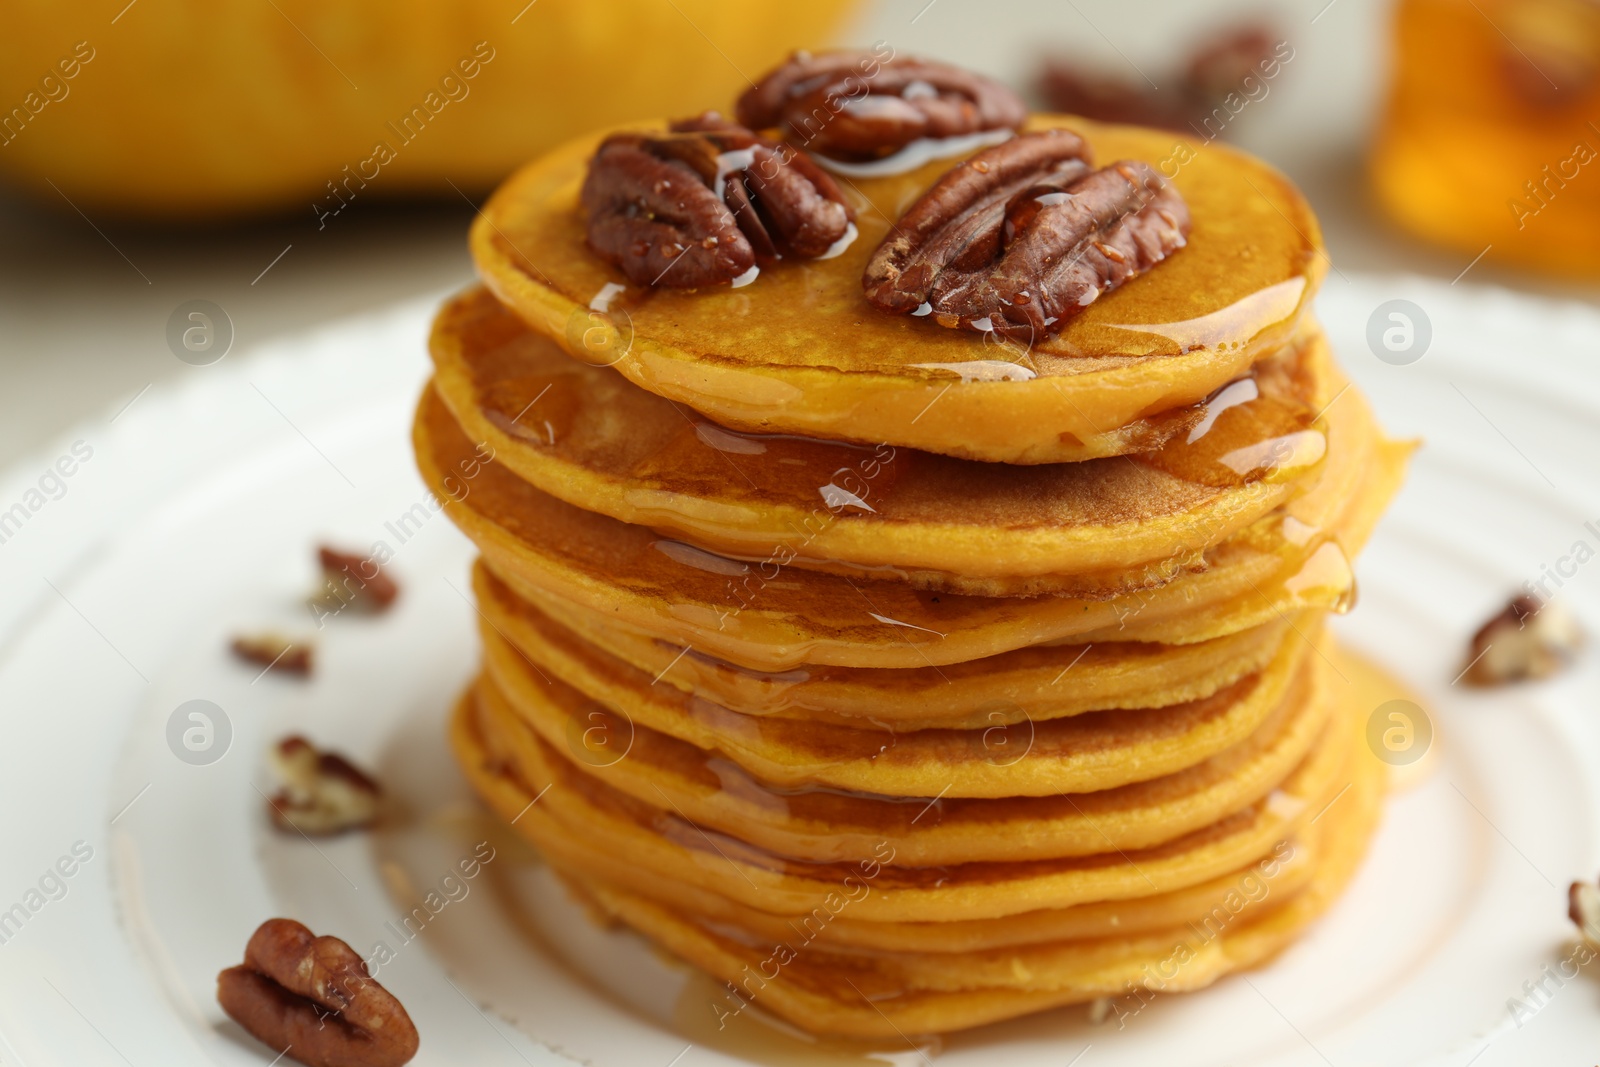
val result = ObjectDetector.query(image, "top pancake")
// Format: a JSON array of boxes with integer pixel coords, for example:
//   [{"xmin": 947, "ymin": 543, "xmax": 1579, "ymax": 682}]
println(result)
[{"xmin": 472, "ymin": 115, "xmax": 1325, "ymax": 464}]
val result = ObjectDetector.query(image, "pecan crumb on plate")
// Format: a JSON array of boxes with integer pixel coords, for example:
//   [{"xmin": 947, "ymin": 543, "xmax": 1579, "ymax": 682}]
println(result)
[
  {"xmin": 230, "ymin": 632, "xmax": 314, "ymax": 676},
  {"xmin": 268, "ymin": 736, "xmax": 382, "ymax": 836},
  {"xmin": 312, "ymin": 544, "xmax": 399, "ymax": 616},
  {"xmin": 1462, "ymin": 594, "xmax": 1583, "ymax": 686}
]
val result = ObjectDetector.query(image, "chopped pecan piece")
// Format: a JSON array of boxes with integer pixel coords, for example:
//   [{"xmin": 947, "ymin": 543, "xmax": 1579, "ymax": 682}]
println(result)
[
  {"xmin": 1571, "ymin": 875, "xmax": 1600, "ymax": 945},
  {"xmin": 268, "ymin": 736, "xmax": 382, "ymax": 836},
  {"xmin": 1040, "ymin": 24, "xmax": 1283, "ymax": 133},
  {"xmin": 231, "ymin": 632, "xmax": 314, "ymax": 676},
  {"xmin": 1184, "ymin": 26, "xmax": 1283, "ymax": 103},
  {"xmin": 581, "ymin": 114, "xmax": 853, "ymax": 288},
  {"xmin": 737, "ymin": 50, "xmax": 1027, "ymax": 160},
  {"xmin": 862, "ymin": 130, "xmax": 1190, "ymax": 340},
  {"xmin": 313, "ymin": 545, "xmax": 399, "ymax": 616},
  {"xmin": 1037, "ymin": 66, "xmax": 1197, "ymax": 132},
  {"xmin": 1462, "ymin": 595, "xmax": 1583, "ymax": 686},
  {"xmin": 218, "ymin": 918, "xmax": 419, "ymax": 1067}
]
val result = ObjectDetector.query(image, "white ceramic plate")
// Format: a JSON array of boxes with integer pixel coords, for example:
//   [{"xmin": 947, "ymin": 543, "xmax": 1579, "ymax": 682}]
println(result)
[{"xmin": 0, "ymin": 275, "xmax": 1597, "ymax": 1066}]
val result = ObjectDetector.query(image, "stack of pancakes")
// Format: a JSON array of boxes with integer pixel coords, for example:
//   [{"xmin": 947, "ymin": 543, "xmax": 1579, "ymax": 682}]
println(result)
[{"xmin": 415, "ymin": 108, "xmax": 1410, "ymax": 1038}]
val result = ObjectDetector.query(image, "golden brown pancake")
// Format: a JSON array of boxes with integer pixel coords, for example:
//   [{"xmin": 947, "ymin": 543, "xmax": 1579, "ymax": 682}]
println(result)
[
  {"xmin": 416, "ymin": 382, "xmax": 1408, "ymax": 668},
  {"xmin": 470, "ymin": 116, "xmax": 1326, "ymax": 464},
  {"xmin": 453, "ymin": 678, "xmax": 1382, "ymax": 1038},
  {"xmin": 476, "ymin": 585, "xmax": 1325, "ymax": 800},
  {"xmin": 473, "ymin": 640, "xmax": 1332, "ymax": 862},
  {"xmin": 489, "ymin": 562, "xmax": 1300, "ymax": 729},
  {"xmin": 475, "ymin": 557, "xmax": 1308, "ymax": 729},
  {"xmin": 565, "ymin": 836, "xmax": 1321, "ymax": 955},
  {"xmin": 431, "ymin": 285, "xmax": 1335, "ymax": 595},
  {"xmin": 452, "ymin": 679, "xmax": 1354, "ymax": 923}
]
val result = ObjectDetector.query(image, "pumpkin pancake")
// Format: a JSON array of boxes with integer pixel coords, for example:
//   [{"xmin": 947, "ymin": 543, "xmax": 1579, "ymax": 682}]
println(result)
[
  {"xmin": 475, "ymin": 558, "xmax": 1304, "ymax": 729},
  {"xmin": 476, "ymin": 587, "xmax": 1324, "ymax": 800},
  {"xmin": 472, "ymin": 640, "xmax": 1331, "ymax": 861},
  {"xmin": 431, "ymin": 285, "xmax": 1334, "ymax": 596},
  {"xmin": 483, "ymin": 562, "xmax": 1299, "ymax": 729},
  {"xmin": 586, "ymin": 735, "xmax": 1374, "ymax": 1037},
  {"xmin": 453, "ymin": 680, "xmax": 1380, "ymax": 1038},
  {"xmin": 556, "ymin": 833, "xmax": 1320, "ymax": 955},
  {"xmin": 451, "ymin": 679, "xmax": 1354, "ymax": 923},
  {"xmin": 415, "ymin": 382, "xmax": 1409, "ymax": 668},
  {"xmin": 470, "ymin": 115, "xmax": 1325, "ymax": 464}
]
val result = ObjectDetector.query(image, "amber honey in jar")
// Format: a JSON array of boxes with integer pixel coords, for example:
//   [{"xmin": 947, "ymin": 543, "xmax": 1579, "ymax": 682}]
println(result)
[{"xmin": 1371, "ymin": 0, "xmax": 1600, "ymax": 273}]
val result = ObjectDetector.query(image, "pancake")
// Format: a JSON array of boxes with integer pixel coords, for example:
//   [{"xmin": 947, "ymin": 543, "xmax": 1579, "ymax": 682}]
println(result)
[
  {"xmin": 431, "ymin": 285, "xmax": 1334, "ymax": 595},
  {"xmin": 416, "ymin": 382, "xmax": 1409, "ymax": 668},
  {"xmin": 454, "ymin": 680, "xmax": 1381, "ymax": 1038},
  {"xmin": 476, "ymin": 587, "xmax": 1323, "ymax": 799},
  {"xmin": 473, "ymin": 640, "xmax": 1332, "ymax": 861},
  {"xmin": 589, "ymin": 736, "xmax": 1375, "ymax": 1037},
  {"xmin": 487, "ymin": 562, "xmax": 1300, "ymax": 729},
  {"xmin": 576, "ymin": 834, "xmax": 1321, "ymax": 955},
  {"xmin": 470, "ymin": 115, "xmax": 1326, "ymax": 464},
  {"xmin": 452, "ymin": 679, "xmax": 1354, "ymax": 922},
  {"xmin": 476, "ymin": 557, "xmax": 1306, "ymax": 729}
]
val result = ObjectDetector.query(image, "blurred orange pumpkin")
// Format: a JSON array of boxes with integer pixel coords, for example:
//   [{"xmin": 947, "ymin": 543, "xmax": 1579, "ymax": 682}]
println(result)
[{"xmin": 0, "ymin": 0, "xmax": 859, "ymax": 220}]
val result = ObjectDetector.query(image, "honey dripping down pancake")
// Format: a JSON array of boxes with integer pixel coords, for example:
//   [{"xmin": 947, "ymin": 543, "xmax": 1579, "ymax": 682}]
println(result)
[
  {"xmin": 471, "ymin": 116, "xmax": 1326, "ymax": 464},
  {"xmin": 413, "ymin": 48, "xmax": 1413, "ymax": 1042},
  {"xmin": 431, "ymin": 285, "xmax": 1338, "ymax": 596},
  {"xmin": 415, "ymin": 382, "xmax": 1409, "ymax": 669}
]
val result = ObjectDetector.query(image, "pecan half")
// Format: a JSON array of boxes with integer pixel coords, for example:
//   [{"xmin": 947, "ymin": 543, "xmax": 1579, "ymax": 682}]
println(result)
[
  {"xmin": 218, "ymin": 918, "xmax": 419, "ymax": 1067},
  {"xmin": 737, "ymin": 50, "xmax": 1026, "ymax": 160},
  {"xmin": 268, "ymin": 736, "xmax": 382, "ymax": 836},
  {"xmin": 581, "ymin": 114, "xmax": 853, "ymax": 288},
  {"xmin": 313, "ymin": 545, "xmax": 398, "ymax": 615},
  {"xmin": 862, "ymin": 130, "xmax": 1191, "ymax": 340}
]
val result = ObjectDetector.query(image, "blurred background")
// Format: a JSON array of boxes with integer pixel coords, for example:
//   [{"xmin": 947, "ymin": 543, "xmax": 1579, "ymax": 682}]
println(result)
[{"xmin": 5, "ymin": 0, "xmax": 1597, "ymax": 469}]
